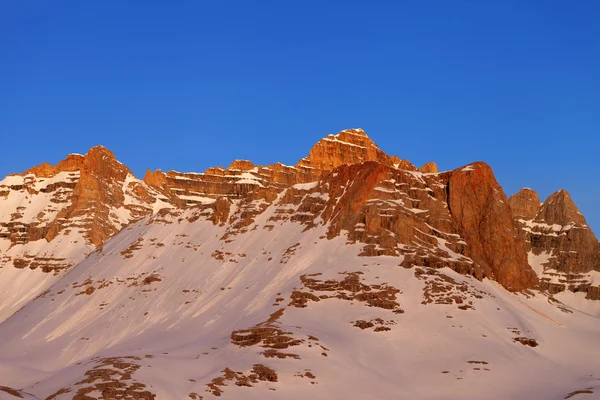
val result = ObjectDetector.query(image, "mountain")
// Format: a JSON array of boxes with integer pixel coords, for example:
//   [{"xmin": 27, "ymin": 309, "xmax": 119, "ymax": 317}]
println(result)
[
  {"xmin": 0, "ymin": 146, "xmax": 172, "ymax": 321},
  {"xmin": 0, "ymin": 129, "xmax": 598, "ymax": 400},
  {"xmin": 509, "ymin": 188, "xmax": 600, "ymax": 305}
]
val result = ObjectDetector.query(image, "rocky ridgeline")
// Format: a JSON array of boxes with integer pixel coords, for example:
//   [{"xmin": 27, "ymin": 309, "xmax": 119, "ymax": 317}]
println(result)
[
  {"xmin": 0, "ymin": 146, "xmax": 170, "ymax": 274},
  {"xmin": 509, "ymin": 188, "xmax": 600, "ymax": 299},
  {"xmin": 141, "ymin": 128, "xmax": 423, "ymax": 204},
  {"xmin": 1, "ymin": 128, "xmax": 598, "ymax": 300}
]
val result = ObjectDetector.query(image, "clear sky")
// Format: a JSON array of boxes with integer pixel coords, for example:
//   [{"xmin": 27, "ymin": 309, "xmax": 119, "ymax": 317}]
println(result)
[{"xmin": 1, "ymin": 1, "xmax": 599, "ymax": 233}]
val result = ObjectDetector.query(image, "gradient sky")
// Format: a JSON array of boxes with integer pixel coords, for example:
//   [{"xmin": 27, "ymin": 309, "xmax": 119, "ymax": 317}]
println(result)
[{"xmin": 1, "ymin": 1, "xmax": 599, "ymax": 233}]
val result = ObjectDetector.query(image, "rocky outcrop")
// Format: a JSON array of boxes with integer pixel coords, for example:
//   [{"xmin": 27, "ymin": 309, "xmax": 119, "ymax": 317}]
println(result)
[
  {"xmin": 421, "ymin": 162, "xmax": 438, "ymax": 173},
  {"xmin": 45, "ymin": 146, "xmax": 165, "ymax": 246},
  {"xmin": 536, "ymin": 190, "xmax": 587, "ymax": 227},
  {"xmin": 508, "ymin": 188, "xmax": 540, "ymax": 220},
  {"xmin": 510, "ymin": 188, "xmax": 600, "ymax": 299},
  {"xmin": 269, "ymin": 160, "xmax": 538, "ymax": 291},
  {"xmin": 0, "ymin": 146, "xmax": 172, "ymax": 274},
  {"xmin": 295, "ymin": 128, "xmax": 393, "ymax": 176},
  {"xmin": 445, "ymin": 163, "xmax": 538, "ymax": 291},
  {"xmin": 212, "ymin": 197, "xmax": 231, "ymax": 225},
  {"xmin": 142, "ymin": 129, "xmax": 426, "ymax": 208}
]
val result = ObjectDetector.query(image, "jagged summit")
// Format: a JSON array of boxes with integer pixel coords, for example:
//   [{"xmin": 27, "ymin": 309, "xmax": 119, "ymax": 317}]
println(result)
[
  {"xmin": 537, "ymin": 189, "xmax": 588, "ymax": 227},
  {"xmin": 510, "ymin": 187, "xmax": 591, "ymax": 228},
  {"xmin": 421, "ymin": 162, "xmax": 439, "ymax": 173},
  {"xmin": 508, "ymin": 188, "xmax": 541, "ymax": 220},
  {"xmin": 509, "ymin": 186, "xmax": 600, "ymax": 301},
  {"xmin": 295, "ymin": 128, "xmax": 394, "ymax": 173},
  {"xmin": 137, "ymin": 129, "xmax": 438, "ymax": 207},
  {"xmin": 19, "ymin": 145, "xmax": 118, "ymax": 179}
]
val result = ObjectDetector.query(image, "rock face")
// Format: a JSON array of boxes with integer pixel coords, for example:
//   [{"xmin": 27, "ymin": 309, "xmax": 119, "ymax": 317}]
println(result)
[
  {"xmin": 421, "ymin": 162, "xmax": 439, "ymax": 173},
  {"xmin": 311, "ymin": 162, "xmax": 477, "ymax": 276},
  {"xmin": 536, "ymin": 190, "xmax": 587, "ymax": 227},
  {"xmin": 141, "ymin": 129, "xmax": 419, "ymax": 206},
  {"xmin": 509, "ymin": 188, "xmax": 600, "ymax": 299},
  {"xmin": 1, "ymin": 146, "xmax": 170, "ymax": 249},
  {"xmin": 445, "ymin": 164, "xmax": 538, "ymax": 291},
  {"xmin": 508, "ymin": 188, "xmax": 540, "ymax": 220},
  {"xmin": 295, "ymin": 128, "xmax": 393, "ymax": 178}
]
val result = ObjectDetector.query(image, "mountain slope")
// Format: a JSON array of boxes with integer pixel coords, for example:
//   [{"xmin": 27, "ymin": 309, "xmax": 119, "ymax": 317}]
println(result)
[
  {"xmin": 0, "ymin": 203, "xmax": 598, "ymax": 400},
  {"xmin": 0, "ymin": 129, "xmax": 598, "ymax": 399},
  {"xmin": 0, "ymin": 146, "xmax": 173, "ymax": 322}
]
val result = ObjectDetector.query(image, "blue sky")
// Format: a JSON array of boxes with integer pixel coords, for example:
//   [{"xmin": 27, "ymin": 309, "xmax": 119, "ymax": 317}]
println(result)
[{"xmin": 1, "ymin": 1, "xmax": 599, "ymax": 232}]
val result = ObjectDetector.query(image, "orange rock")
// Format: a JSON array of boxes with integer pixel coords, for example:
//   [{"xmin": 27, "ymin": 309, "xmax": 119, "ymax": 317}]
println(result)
[
  {"xmin": 446, "ymin": 163, "xmax": 538, "ymax": 291},
  {"xmin": 396, "ymin": 159, "xmax": 419, "ymax": 171},
  {"xmin": 24, "ymin": 154, "xmax": 84, "ymax": 178},
  {"xmin": 508, "ymin": 188, "xmax": 540, "ymax": 220},
  {"xmin": 536, "ymin": 189, "xmax": 587, "ymax": 226},
  {"xmin": 295, "ymin": 128, "xmax": 394, "ymax": 179},
  {"xmin": 421, "ymin": 162, "xmax": 439, "ymax": 173},
  {"xmin": 212, "ymin": 197, "xmax": 231, "ymax": 225},
  {"xmin": 510, "ymin": 189, "xmax": 600, "ymax": 298},
  {"xmin": 143, "ymin": 169, "xmax": 167, "ymax": 188},
  {"xmin": 227, "ymin": 160, "xmax": 255, "ymax": 171}
]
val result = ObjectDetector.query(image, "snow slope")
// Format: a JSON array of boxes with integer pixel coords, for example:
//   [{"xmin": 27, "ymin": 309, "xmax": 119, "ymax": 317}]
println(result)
[
  {"xmin": 0, "ymin": 166, "xmax": 171, "ymax": 323},
  {"xmin": 0, "ymin": 197, "xmax": 598, "ymax": 400}
]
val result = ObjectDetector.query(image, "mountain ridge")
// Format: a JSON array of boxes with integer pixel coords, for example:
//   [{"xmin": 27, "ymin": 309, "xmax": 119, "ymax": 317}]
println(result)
[
  {"xmin": 2, "ymin": 128, "xmax": 598, "ymax": 303},
  {"xmin": 0, "ymin": 129, "xmax": 599, "ymax": 399}
]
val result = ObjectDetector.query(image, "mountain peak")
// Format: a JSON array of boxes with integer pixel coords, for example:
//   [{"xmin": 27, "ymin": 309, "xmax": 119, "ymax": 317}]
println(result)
[
  {"xmin": 334, "ymin": 127, "xmax": 370, "ymax": 139},
  {"xmin": 86, "ymin": 145, "xmax": 117, "ymax": 160},
  {"xmin": 536, "ymin": 189, "xmax": 587, "ymax": 226},
  {"xmin": 508, "ymin": 188, "xmax": 541, "ymax": 220},
  {"xmin": 295, "ymin": 128, "xmax": 392, "ymax": 173},
  {"xmin": 421, "ymin": 162, "xmax": 439, "ymax": 173},
  {"xmin": 227, "ymin": 160, "xmax": 255, "ymax": 171},
  {"xmin": 18, "ymin": 145, "xmax": 120, "ymax": 179}
]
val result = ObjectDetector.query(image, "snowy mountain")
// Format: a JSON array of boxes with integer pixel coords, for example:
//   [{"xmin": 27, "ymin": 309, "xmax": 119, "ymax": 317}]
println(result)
[{"xmin": 0, "ymin": 129, "xmax": 599, "ymax": 400}]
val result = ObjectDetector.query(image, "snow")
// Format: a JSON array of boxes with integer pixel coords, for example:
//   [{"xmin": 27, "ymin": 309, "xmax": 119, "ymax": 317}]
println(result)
[
  {"xmin": 177, "ymin": 195, "xmax": 216, "ymax": 204},
  {"xmin": 0, "ymin": 172, "xmax": 79, "ymax": 224},
  {"xmin": 554, "ymin": 291, "xmax": 600, "ymax": 318},
  {"xmin": 520, "ymin": 219, "xmax": 571, "ymax": 233},
  {"xmin": 236, "ymin": 178, "xmax": 262, "ymax": 186},
  {"xmin": 308, "ymin": 192, "xmax": 330, "ymax": 201},
  {"xmin": 292, "ymin": 182, "xmax": 318, "ymax": 190},
  {"xmin": 322, "ymin": 137, "xmax": 367, "ymax": 149},
  {"xmin": 528, "ymin": 251, "xmax": 554, "ymax": 276},
  {"xmin": 0, "ymin": 174, "xmax": 28, "ymax": 186},
  {"xmin": 0, "ymin": 231, "xmax": 92, "ymax": 322}
]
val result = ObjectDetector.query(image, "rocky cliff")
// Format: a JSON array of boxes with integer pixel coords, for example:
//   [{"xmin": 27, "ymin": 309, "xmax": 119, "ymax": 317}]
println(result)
[{"xmin": 509, "ymin": 188, "xmax": 600, "ymax": 300}]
